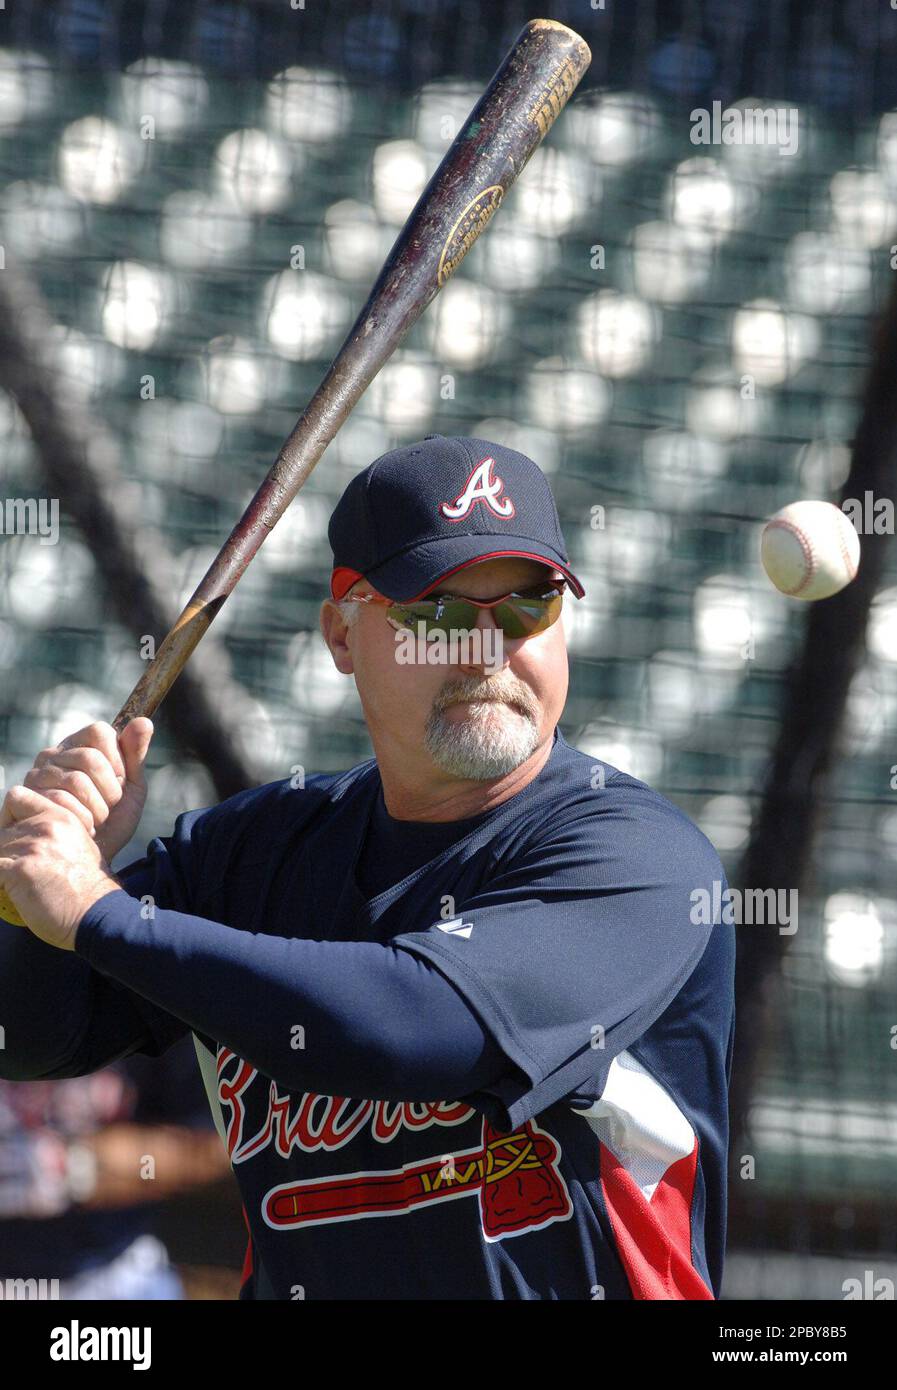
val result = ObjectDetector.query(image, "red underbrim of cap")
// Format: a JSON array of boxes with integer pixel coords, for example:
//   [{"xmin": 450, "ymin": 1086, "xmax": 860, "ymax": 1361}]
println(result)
[{"xmin": 331, "ymin": 553, "xmax": 585, "ymax": 602}]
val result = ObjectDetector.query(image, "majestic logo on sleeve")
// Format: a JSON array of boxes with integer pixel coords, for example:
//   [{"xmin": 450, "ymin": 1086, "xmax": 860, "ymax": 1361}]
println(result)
[
  {"xmin": 436, "ymin": 916, "xmax": 474, "ymax": 938},
  {"xmin": 440, "ymin": 457, "xmax": 515, "ymax": 522},
  {"xmin": 217, "ymin": 1048, "xmax": 572, "ymax": 1243}
]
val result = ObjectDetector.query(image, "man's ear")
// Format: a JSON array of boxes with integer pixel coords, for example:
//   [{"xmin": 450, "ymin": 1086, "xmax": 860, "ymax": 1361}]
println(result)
[{"xmin": 319, "ymin": 599, "xmax": 355, "ymax": 675}]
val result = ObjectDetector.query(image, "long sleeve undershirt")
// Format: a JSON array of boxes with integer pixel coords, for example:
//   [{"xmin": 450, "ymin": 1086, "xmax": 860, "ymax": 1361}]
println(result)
[{"xmin": 73, "ymin": 889, "xmax": 511, "ymax": 1102}]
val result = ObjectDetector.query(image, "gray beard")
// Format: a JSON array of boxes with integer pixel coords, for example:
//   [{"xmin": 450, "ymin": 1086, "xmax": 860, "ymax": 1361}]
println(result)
[{"xmin": 423, "ymin": 700, "xmax": 541, "ymax": 780}]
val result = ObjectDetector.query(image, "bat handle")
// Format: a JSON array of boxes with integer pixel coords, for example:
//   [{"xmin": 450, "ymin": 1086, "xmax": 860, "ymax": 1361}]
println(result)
[
  {"xmin": 0, "ymin": 461, "xmax": 290, "ymax": 927},
  {"xmin": 0, "ymin": 890, "xmax": 26, "ymax": 927}
]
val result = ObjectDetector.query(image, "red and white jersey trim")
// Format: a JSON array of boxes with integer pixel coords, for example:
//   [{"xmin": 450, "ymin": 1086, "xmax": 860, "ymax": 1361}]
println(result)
[{"xmin": 573, "ymin": 1049, "xmax": 714, "ymax": 1300}]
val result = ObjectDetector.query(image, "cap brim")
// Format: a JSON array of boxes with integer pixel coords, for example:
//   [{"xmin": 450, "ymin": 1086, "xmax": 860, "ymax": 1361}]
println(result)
[{"xmin": 359, "ymin": 536, "xmax": 585, "ymax": 601}]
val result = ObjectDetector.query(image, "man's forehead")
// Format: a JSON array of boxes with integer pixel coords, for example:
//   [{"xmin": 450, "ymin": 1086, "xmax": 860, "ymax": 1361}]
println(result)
[{"xmin": 444, "ymin": 557, "xmax": 560, "ymax": 582}]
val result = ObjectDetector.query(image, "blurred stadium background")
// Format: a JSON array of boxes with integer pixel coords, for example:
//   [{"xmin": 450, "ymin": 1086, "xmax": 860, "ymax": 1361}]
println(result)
[{"xmin": 0, "ymin": 0, "xmax": 896, "ymax": 1299}]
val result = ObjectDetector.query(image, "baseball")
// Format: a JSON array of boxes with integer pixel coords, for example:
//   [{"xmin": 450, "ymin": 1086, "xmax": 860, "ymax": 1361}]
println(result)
[{"xmin": 760, "ymin": 500, "xmax": 860, "ymax": 600}]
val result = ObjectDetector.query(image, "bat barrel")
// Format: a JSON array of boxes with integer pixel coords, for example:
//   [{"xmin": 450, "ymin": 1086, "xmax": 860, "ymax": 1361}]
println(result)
[
  {"xmin": 204, "ymin": 18, "xmax": 592, "ymax": 580},
  {"xmin": 112, "ymin": 17, "xmax": 591, "ymax": 726}
]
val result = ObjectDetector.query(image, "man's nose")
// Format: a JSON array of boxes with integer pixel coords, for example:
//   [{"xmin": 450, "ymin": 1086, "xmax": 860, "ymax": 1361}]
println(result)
[{"xmin": 456, "ymin": 605, "xmax": 510, "ymax": 673}]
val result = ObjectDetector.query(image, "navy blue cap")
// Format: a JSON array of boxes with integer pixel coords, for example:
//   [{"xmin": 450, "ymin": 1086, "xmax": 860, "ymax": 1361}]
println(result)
[{"xmin": 328, "ymin": 434, "xmax": 585, "ymax": 602}]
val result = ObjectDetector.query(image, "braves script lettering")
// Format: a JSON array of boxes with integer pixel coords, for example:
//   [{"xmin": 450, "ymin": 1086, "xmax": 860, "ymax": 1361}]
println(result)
[{"xmin": 216, "ymin": 1048, "xmax": 573, "ymax": 1240}]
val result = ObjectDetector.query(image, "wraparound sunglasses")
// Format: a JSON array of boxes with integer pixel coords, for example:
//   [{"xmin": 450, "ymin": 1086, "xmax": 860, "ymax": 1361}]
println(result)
[{"xmin": 346, "ymin": 580, "xmax": 567, "ymax": 639}]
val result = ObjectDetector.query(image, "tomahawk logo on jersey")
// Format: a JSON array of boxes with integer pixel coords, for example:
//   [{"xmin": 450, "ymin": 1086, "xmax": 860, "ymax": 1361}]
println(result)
[
  {"xmin": 72, "ymin": 729, "xmax": 734, "ymax": 1300},
  {"xmin": 220, "ymin": 1062, "xmax": 573, "ymax": 1242}
]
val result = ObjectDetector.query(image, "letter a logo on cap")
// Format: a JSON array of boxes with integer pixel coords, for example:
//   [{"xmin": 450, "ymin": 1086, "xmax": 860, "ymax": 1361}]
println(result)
[{"xmin": 440, "ymin": 457, "xmax": 515, "ymax": 522}]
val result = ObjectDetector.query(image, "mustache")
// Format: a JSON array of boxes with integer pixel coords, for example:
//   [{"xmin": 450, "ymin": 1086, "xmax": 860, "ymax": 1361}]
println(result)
[{"xmin": 433, "ymin": 677, "xmax": 539, "ymax": 718}]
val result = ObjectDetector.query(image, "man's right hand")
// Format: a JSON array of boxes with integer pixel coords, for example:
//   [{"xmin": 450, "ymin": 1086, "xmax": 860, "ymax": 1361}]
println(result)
[{"xmin": 0, "ymin": 718, "xmax": 154, "ymax": 863}]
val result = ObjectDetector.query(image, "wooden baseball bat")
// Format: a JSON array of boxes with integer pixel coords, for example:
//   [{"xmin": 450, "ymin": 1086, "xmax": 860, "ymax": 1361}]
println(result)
[{"xmin": 0, "ymin": 19, "xmax": 590, "ymax": 926}]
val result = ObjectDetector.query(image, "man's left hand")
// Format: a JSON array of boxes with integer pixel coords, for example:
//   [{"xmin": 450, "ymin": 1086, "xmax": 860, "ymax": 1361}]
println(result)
[{"xmin": 0, "ymin": 786, "xmax": 120, "ymax": 950}]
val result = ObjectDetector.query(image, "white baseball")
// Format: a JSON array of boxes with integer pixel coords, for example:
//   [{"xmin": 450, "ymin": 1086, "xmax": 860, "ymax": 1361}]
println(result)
[{"xmin": 760, "ymin": 500, "xmax": 860, "ymax": 600}]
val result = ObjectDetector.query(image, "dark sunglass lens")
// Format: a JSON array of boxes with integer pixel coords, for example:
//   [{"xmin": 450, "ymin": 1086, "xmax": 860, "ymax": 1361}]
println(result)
[
  {"xmin": 497, "ymin": 594, "xmax": 562, "ymax": 638},
  {"xmin": 388, "ymin": 599, "xmax": 476, "ymax": 634}
]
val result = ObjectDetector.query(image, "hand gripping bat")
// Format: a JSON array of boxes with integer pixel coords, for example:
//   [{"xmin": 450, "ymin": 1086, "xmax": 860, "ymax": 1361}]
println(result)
[{"xmin": 0, "ymin": 19, "xmax": 591, "ymax": 926}]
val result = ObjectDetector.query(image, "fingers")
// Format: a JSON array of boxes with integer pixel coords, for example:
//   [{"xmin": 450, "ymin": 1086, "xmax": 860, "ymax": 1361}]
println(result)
[
  {"xmin": 54, "ymin": 721, "xmax": 126, "ymax": 781},
  {"xmin": 1, "ymin": 784, "xmax": 73, "ymax": 828},
  {"xmin": 117, "ymin": 717, "xmax": 154, "ymax": 790},
  {"xmin": 0, "ymin": 719, "xmax": 155, "ymax": 838},
  {"xmin": 0, "ymin": 791, "xmax": 99, "ymax": 862},
  {"xmin": 25, "ymin": 759, "xmax": 118, "ymax": 828},
  {"xmin": 22, "ymin": 787, "xmax": 96, "ymax": 835},
  {"xmin": 25, "ymin": 718, "xmax": 154, "ymax": 821}
]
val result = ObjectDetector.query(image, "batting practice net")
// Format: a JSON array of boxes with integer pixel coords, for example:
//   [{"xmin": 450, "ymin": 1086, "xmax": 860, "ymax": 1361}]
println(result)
[{"xmin": 0, "ymin": 0, "xmax": 896, "ymax": 1298}]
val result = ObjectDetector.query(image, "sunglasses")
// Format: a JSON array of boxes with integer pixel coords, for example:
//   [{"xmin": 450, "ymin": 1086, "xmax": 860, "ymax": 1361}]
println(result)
[{"xmin": 347, "ymin": 580, "xmax": 566, "ymax": 639}]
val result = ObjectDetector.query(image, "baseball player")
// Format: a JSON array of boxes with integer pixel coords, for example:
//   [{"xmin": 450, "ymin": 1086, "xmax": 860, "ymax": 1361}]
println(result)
[{"xmin": 0, "ymin": 434, "xmax": 735, "ymax": 1300}]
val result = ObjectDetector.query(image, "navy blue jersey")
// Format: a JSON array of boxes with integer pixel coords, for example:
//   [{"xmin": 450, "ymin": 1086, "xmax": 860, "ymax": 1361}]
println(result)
[{"xmin": 69, "ymin": 728, "xmax": 735, "ymax": 1300}]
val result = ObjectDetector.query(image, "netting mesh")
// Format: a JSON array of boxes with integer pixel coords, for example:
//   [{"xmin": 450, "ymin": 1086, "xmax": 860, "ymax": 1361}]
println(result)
[{"xmin": 1, "ymin": 0, "xmax": 896, "ymax": 1297}]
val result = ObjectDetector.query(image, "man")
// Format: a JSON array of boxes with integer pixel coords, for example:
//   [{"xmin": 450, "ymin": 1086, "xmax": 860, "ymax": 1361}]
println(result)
[{"xmin": 0, "ymin": 434, "xmax": 735, "ymax": 1300}]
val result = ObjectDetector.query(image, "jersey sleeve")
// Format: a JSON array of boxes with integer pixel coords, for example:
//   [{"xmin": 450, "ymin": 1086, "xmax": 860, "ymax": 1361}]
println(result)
[
  {"xmin": 105, "ymin": 810, "xmax": 219, "ymax": 1058},
  {"xmin": 105, "ymin": 779, "xmax": 307, "ymax": 1058},
  {"xmin": 391, "ymin": 785, "xmax": 727, "ymax": 1133},
  {"xmin": 0, "ymin": 803, "xmax": 219, "ymax": 1081}
]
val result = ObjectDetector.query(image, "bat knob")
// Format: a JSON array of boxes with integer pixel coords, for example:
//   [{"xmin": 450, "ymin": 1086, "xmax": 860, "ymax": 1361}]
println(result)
[{"xmin": 0, "ymin": 889, "xmax": 27, "ymax": 928}]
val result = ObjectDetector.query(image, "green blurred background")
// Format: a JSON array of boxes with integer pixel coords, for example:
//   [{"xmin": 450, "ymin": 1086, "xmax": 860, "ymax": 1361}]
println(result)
[{"xmin": 1, "ymin": 0, "xmax": 896, "ymax": 1298}]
